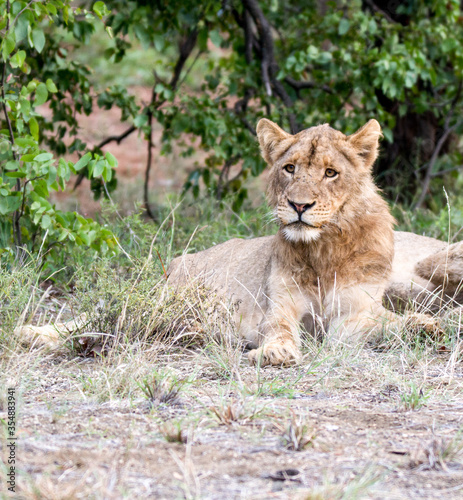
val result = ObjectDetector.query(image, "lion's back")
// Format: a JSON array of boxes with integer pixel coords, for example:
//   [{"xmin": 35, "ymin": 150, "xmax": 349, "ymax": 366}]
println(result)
[{"xmin": 168, "ymin": 235, "xmax": 275, "ymax": 300}]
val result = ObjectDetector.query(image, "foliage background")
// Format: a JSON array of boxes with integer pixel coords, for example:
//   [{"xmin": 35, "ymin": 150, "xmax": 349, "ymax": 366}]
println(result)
[{"xmin": 1, "ymin": 0, "xmax": 463, "ymax": 279}]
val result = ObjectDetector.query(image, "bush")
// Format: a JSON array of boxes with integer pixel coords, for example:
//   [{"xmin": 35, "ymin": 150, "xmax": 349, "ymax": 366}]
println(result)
[{"xmin": 0, "ymin": 0, "xmax": 118, "ymax": 266}]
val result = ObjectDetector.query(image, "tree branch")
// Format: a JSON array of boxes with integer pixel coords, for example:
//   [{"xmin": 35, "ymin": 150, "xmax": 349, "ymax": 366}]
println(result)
[
  {"xmin": 170, "ymin": 29, "xmax": 198, "ymax": 90},
  {"xmin": 284, "ymin": 76, "xmax": 334, "ymax": 95},
  {"xmin": 243, "ymin": 9, "xmax": 253, "ymax": 64},
  {"xmin": 234, "ymin": 88, "xmax": 257, "ymax": 136},
  {"xmin": 414, "ymin": 81, "xmax": 463, "ymax": 209},
  {"xmin": 144, "ymin": 27, "xmax": 199, "ymax": 220},
  {"xmin": 144, "ymin": 87, "xmax": 156, "ymax": 221},
  {"xmin": 363, "ymin": 0, "xmax": 397, "ymax": 24},
  {"xmin": 430, "ymin": 165, "xmax": 463, "ymax": 178},
  {"xmin": 96, "ymin": 125, "xmax": 136, "ymax": 150},
  {"xmin": 241, "ymin": 0, "xmax": 299, "ymax": 133}
]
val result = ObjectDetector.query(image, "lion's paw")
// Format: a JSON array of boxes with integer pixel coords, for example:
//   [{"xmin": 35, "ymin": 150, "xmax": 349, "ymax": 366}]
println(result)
[
  {"xmin": 248, "ymin": 341, "xmax": 301, "ymax": 367},
  {"xmin": 405, "ymin": 312, "xmax": 443, "ymax": 337}
]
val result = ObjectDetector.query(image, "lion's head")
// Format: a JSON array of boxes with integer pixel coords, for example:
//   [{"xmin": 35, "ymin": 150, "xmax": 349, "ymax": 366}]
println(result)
[{"xmin": 256, "ymin": 119, "xmax": 383, "ymax": 243}]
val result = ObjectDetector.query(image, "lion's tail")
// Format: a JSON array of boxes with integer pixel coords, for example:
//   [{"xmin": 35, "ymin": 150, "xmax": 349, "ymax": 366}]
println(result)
[{"xmin": 14, "ymin": 314, "xmax": 86, "ymax": 347}]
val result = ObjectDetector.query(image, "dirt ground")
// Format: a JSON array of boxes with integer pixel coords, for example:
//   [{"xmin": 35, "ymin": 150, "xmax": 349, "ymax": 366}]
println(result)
[
  {"xmin": 2, "ymin": 340, "xmax": 463, "ymax": 499},
  {"xmin": 3, "ymin": 87, "xmax": 463, "ymax": 499}
]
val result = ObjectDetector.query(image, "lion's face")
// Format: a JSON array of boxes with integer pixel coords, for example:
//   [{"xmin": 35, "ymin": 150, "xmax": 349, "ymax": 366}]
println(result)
[{"xmin": 256, "ymin": 119, "xmax": 382, "ymax": 243}]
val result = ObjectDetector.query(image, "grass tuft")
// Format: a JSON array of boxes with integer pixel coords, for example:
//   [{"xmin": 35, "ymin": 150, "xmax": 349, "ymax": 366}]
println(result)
[
  {"xmin": 400, "ymin": 382, "xmax": 430, "ymax": 411},
  {"xmin": 139, "ymin": 370, "xmax": 191, "ymax": 407},
  {"xmin": 410, "ymin": 429, "xmax": 463, "ymax": 471},
  {"xmin": 281, "ymin": 412, "xmax": 316, "ymax": 451}
]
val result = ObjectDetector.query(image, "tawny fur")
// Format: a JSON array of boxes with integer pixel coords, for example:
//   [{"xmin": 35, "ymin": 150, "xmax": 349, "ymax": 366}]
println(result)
[
  {"xmin": 19, "ymin": 121, "xmax": 463, "ymax": 356},
  {"xmin": 168, "ymin": 119, "xmax": 463, "ymax": 367}
]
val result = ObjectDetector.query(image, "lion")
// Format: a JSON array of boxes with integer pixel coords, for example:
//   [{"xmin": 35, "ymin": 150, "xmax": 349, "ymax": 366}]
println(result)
[{"xmin": 168, "ymin": 118, "xmax": 463, "ymax": 367}]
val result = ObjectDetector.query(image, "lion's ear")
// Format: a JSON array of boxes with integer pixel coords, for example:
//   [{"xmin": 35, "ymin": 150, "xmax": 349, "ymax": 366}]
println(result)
[
  {"xmin": 256, "ymin": 119, "xmax": 293, "ymax": 164},
  {"xmin": 347, "ymin": 119, "xmax": 382, "ymax": 168}
]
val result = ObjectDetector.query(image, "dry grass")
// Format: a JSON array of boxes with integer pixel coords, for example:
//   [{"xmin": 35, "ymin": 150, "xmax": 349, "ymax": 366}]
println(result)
[
  {"xmin": 280, "ymin": 412, "xmax": 317, "ymax": 451},
  {"xmin": 2, "ymin": 250, "xmax": 463, "ymax": 498},
  {"xmin": 410, "ymin": 430, "xmax": 463, "ymax": 471}
]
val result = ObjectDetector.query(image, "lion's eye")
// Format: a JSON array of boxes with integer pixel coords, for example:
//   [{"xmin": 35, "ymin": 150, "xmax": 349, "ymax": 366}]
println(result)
[
  {"xmin": 325, "ymin": 168, "xmax": 338, "ymax": 178},
  {"xmin": 284, "ymin": 164, "xmax": 295, "ymax": 174}
]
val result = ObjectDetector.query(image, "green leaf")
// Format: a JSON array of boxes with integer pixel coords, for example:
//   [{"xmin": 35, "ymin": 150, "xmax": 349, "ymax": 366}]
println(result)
[
  {"xmin": 34, "ymin": 83, "xmax": 48, "ymax": 106},
  {"xmin": 21, "ymin": 153, "xmax": 38, "ymax": 162},
  {"xmin": 134, "ymin": 114, "xmax": 148, "ymax": 128},
  {"xmin": 46, "ymin": 79, "xmax": 58, "ymax": 93},
  {"xmin": 5, "ymin": 161, "xmax": 19, "ymax": 170},
  {"xmin": 47, "ymin": 4, "xmax": 57, "ymax": 15},
  {"xmin": 93, "ymin": 1, "xmax": 109, "ymax": 19},
  {"xmin": 93, "ymin": 160, "xmax": 105, "ymax": 178},
  {"xmin": 32, "ymin": 29, "xmax": 45, "ymax": 53},
  {"xmin": 15, "ymin": 138, "xmax": 36, "ymax": 148},
  {"xmin": 34, "ymin": 152, "xmax": 53, "ymax": 162},
  {"xmin": 383, "ymin": 128, "xmax": 393, "ymax": 143},
  {"xmin": 0, "ymin": 194, "xmax": 21, "ymax": 215},
  {"xmin": 41, "ymin": 214, "xmax": 52, "ymax": 229},
  {"xmin": 5, "ymin": 171, "xmax": 27, "ymax": 178},
  {"xmin": 78, "ymin": 230, "xmax": 91, "ymax": 245},
  {"xmin": 105, "ymin": 151, "xmax": 118, "ymax": 168},
  {"xmin": 338, "ymin": 18, "xmax": 350, "ymax": 36},
  {"xmin": 2, "ymin": 33, "xmax": 16, "ymax": 59},
  {"xmin": 10, "ymin": 50, "xmax": 26, "ymax": 69},
  {"xmin": 154, "ymin": 35, "xmax": 164, "ymax": 52},
  {"xmin": 102, "ymin": 166, "xmax": 112, "ymax": 182},
  {"xmin": 74, "ymin": 152, "xmax": 92, "ymax": 171},
  {"xmin": 209, "ymin": 30, "xmax": 222, "ymax": 47},
  {"xmin": 15, "ymin": 14, "xmax": 30, "ymax": 42},
  {"xmin": 29, "ymin": 117, "xmax": 39, "ymax": 141},
  {"xmin": 33, "ymin": 179, "xmax": 49, "ymax": 198}
]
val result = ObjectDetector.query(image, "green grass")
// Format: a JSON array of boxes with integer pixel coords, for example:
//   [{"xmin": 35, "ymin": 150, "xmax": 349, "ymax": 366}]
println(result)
[{"xmin": 1, "ymin": 188, "xmax": 462, "ymax": 359}]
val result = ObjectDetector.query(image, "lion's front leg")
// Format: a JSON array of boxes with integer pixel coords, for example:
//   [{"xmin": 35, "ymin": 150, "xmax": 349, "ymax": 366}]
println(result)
[
  {"xmin": 248, "ymin": 314, "xmax": 302, "ymax": 367},
  {"xmin": 248, "ymin": 280, "xmax": 308, "ymax": 367}
]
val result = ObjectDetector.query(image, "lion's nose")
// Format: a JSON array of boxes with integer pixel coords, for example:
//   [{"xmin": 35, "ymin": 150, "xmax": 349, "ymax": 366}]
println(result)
[{"xmin": 288, "ymin": 200, "xmax": 315, "ymax": 215}]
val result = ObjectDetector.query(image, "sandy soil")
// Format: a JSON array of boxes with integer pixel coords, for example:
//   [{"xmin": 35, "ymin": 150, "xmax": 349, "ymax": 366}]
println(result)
[{"xmin": 2, "ymin": 345, "xmax": 463, "ymax": 499}]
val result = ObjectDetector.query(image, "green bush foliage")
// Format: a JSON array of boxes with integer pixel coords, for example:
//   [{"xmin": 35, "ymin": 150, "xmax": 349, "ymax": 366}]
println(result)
[
  {"xmin": 0, "ymin": 0, "xmax": 118, "ymax": 263},
  {"xmin": 2, "ymin": 0, "xmax": 463, "ymax": 270},
  {"xmin": 99, "ymin": 0, "xmax": 463, "ymax": 206}
]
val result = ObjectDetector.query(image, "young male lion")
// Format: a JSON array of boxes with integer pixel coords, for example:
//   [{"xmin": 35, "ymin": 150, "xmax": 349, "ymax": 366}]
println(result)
[{"xmin": 168, "ymin": 119, "xmax": 463, "ymax": 367}]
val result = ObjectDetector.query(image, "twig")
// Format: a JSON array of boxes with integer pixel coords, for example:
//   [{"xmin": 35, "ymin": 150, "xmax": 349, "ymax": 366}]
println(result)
[
  {"xmin": 11, "ymin": 0, "xmax": 36, "ymax": 28},
  {"xmin": 284, "ymin": 76, "xmax": 333, "ymax": 95},
  {"xmin": 144, "ymin": 28, "xmax": 199, "ymax": 220},
  {"xmin": 430, "ymin": 165, "xmax": 463, "ymax": 178},
  {"xmin": 155, "ymin": 248, "xmax": 168, "ymax": 280},
  {"xmin": 216, "ymin": 156, "xmax": 239, "ymax": 199},
  {"xmin": 414, "ymin": 81, "xmax": 463, "ymax": 209},
  {"xmin": 363, "ymin": 0, "xmax": 397, "ymax": 24},
  {"xmin": 96, "ymin": 125, "xmax": 136, "ymax": 150},
  {"xmin": 176, "ymin": 49, "xmax": 203, "ymax": 90},
  {"xmin": 144, "ymin": 87, "xmax": 156, "ymax": 221},
  {"xmin": 73, "ymin": 125, "xmax": 137, "ymax": 189}
]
